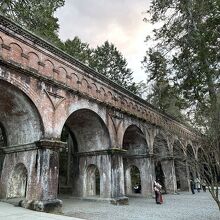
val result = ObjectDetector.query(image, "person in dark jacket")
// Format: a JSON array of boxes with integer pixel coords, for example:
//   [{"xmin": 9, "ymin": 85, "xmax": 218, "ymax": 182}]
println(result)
[{"xmin": 190, "ymin": 179, "xmax": 195, "ymax": 194}]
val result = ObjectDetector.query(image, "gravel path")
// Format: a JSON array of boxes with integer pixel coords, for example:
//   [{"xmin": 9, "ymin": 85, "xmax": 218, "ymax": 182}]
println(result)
[{"xmin": 62, "ymin": 192, "xmax": 220, "ymax": 220}]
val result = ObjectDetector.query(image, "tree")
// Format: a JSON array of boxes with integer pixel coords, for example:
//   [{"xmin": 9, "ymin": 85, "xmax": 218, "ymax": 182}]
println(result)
[
  {"xmin": 145, "ymin": 0, "xmax": 219, "ymax": 121},
  {"xmin": 90, "ymin": 41, "xmax": 141, "ymax": 94},
  {"xmin": 62, "ymin": 37, "xmax": 93, "ymax": 66},
  {"xmin": 62, "ymin": 39, "xmax": 144, "ymax": 95},
  {"xmin": 145, "ymin": 0, "xmax": 220, "ymax": 210},
  {"xmin": 0, "ymin": 0, "xmax": 64, "ymax": 45},
  {"xmin": 144, "ymin": 49, "xmax": 185, "ymax": 120}
]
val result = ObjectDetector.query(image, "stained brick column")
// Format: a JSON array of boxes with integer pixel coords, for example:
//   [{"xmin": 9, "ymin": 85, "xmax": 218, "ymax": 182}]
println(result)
[
  {"xmin": 22, "ymin": 140, "xmax": 65, "ymax": 213},
  {"xmin": 141, "ymin": 157, "xmax": 154, "ymax": 197},
  {"xmin": 161, "ymin": 158, "xmax": 177, "ymax": 193},
  {"xmin": 109, "ymin": 148, "xmax": 128, "ymax": 205}
]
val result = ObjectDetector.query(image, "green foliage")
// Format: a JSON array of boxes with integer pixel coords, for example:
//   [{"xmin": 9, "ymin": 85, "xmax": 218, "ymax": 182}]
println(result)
[
  {"xmin": 62, "ymin": 37, "xmax": 93, "ymax": 65},
  {"xmin": 145, "ymin": 0, "xmax": 220, "ymax": 129},
  {"xmin": 144, "ymin": 49, "xmax": 185, "ymax": 120},
  {"xmin": 62, "ymin": 39, "xmax": 143, "ymax": 94},
  {"xmin": 0, "ymin": 0, "xmax": 64, "ymax": 45},
  {"xmin": 90, "ymin": 41, "xmax": 141, "ymax": 94},
  {"xmin": 0, "ymin": 1, "xmax": 144, "ymax": 95}
]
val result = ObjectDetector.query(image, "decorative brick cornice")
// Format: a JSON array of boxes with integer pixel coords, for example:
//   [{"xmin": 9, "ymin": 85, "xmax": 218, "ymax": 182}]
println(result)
[
  {"xmin": 35, "ymin": 140, "xmax": 66, "ymax": 150},
  {"xmin": 73, "ymin": 148, "xmax": 127, "ymax": 157},
  {"xmin": 1, "ymin": 43, "xmax": 10, "ymax": 50},
  {"xmin": 0, "ymin": 14, "xmax": 201, "ymax": 141},
  {"xmin": 1, "ymin": 140, "xmax": 66, "ymax": 154}
]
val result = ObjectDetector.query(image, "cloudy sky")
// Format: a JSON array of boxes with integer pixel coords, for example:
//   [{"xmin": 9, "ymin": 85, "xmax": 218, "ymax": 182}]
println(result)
[{"xmin": 55, "ymin": 0, "xmax": 152, "ymax": 82}]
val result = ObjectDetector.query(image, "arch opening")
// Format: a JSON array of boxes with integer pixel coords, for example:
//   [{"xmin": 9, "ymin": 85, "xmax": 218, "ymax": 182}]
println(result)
[
  {"xmin": 58, "ymin": 109, "xmax": 110, "ymax": 197},
  {"xmin": 153, "ymin": 133, "xmax": 169, "ymax": 160},
  {"xmin": 123, "ymin": 125, "xmax": 148, "ymax": 155},
  {"xmin": 0, "ymin": 80, "xmax": 43, "ymax": 146},
  {"xmin": 131, "ymin": 166, "xmax": 141, "ymax": 194},
  {"xmin": 125, "ymin": 165, "xmax": 141, "ymax": 195},
  {"xmin": 85, "ymin": 164, "xmax": 100, "ymax": 197},
  {"xmin": 7, "ymin": 163, "xmax": 28, "ymax": 199}
]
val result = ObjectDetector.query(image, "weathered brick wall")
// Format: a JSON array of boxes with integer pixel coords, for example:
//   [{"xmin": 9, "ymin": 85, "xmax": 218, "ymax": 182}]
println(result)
[{"xmin": 0, "ymin": 15, "xmax": 199, "ymax": 142}]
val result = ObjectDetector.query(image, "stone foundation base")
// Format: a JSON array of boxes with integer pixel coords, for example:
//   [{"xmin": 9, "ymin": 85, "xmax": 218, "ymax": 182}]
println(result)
[
  {"xmin": 20, "ymin": 199, "xmax": 63, "ymax": 213},
  {"xmin": 110, "ymin": 196, "xmax": 129, "ymax": 205}
]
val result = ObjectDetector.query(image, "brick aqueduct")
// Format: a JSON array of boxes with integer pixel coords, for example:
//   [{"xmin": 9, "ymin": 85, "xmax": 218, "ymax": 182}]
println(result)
[{"xmin": 0, "ymin": 15, "xmax": 200, "ymax": 212}]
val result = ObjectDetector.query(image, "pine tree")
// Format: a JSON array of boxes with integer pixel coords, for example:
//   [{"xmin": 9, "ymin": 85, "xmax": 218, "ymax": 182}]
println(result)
[
  {"xmin": 91, "ymin": 41, "xmax": 141, "ymax": 94},
  {"xmin": 62, "ymin": 37, "xmax": 92, "ymax": 66}
]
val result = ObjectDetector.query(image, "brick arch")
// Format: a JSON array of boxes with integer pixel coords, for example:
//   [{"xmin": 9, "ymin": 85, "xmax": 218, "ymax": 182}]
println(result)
[
  {"xmin": 28, "ymin": 51, "xmax": 40, "ymax": 71},
  {"xmin": 83, "ymin": 164, "xmax": 100, "ymax": 197},
  {"xmin": 173, "ymin": 139, "xmax": 186, "ymax": 158},
  {"xmin": 63, "ymin": 108, "xmax": 111, "ymax": 152},
  {"xmin": 9, "ymin": 42, "xmax": 23, "ymax": 63},
  {"xmin": 186, "ymin": 143, "xmax": 196, "ymax": 159},
  {"xmin": 0, "ymin": 77, "xmax": 45, "ymax": 140},
  {"xmin": 106, "ymin": 91, "xmax": 113, "ymax": 104},
  {"xmin": 91, "ymin": 82, "xmax": 98, "ymax": 98},
  {"xmin": 171, "ymin": 137, "xmax": 186, "ymax": 154},
  {"xmin": 57, "ymin": 66, "xmax": 67, "ymax": 84},
  {"xmin": 43, "ymin": 59, "xmax": 54, "ymax": 78},
  {"xmin": 56, "ymin": 99, "xmax": 112, "ymax": 144},
  {"xmin": 81, "ymin": 78, "xmax": 89, "ymax": 94},
  {"xmin": 124, "ymin": 165, "xmax": 142, "ymax": 195},
  {"xmin": 152, "ymin": 129, "xmax": 170, "ymax": 158},
  {"xmin": 99, "ymin": 87, "xmax": 107, "ymax": 101},
  {"xmin": 122, "ymin": 123, "xmax": 149, "ymax": 155},
  {"xmin": 118, "ymin": 120, "xmax": 150, "ymax": 148},
  {"xmin": 67, "ymin": 72, "xmax": 79, "ymax": 89}
]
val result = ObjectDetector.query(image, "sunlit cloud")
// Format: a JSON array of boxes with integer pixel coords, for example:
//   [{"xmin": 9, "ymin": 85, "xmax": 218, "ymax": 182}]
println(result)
[{"xmin": 55, "ymin": 0, "xmax": 153, "ymax": 82}]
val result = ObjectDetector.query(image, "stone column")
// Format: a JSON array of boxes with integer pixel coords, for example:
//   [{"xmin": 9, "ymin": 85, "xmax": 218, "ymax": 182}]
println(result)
[
  {"xmin": 151, "ymin": 156, "xmax": 156, "ymax": 197},
  {"xmin": 178, "ymin": 161, "xmax": 189, "ymax": 191},
  {"xmin": 109, "ymin": 148, "xmax": 128, "ymax": 205},
  {"xmin": 161, "ymin": 158, "xmax": 177, "ymax": 193},
  {"xmin": 22, "ymin": 140, "xmax": 65, "ymax": 213},
  {"xmin": 141, "ymin": 157, "xmax": 154, "ymax": 197}
]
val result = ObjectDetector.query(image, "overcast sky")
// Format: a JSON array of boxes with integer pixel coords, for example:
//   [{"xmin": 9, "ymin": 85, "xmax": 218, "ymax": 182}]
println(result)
[{"xmin": 55, "ymin": 0, "xmax": 152, "ymax": 82}]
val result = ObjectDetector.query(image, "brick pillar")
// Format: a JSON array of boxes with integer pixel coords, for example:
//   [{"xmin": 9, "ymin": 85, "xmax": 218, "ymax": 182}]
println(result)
[
  {"xmin": 21, "ymin": 140, "xmax": 65, "ymax": 213},
  {"xmin": 178, "ymin": 161, "xmax": 189, "ymax": 191},
  {"xmin": 110, "ymin": 148, "xmax": 128, "ymax": 205},
  {"xmin": 161, "ymin": 159, "xmax": 177, "ymax": 193},
  {"xmin": 141, "ymin": 157, "xmax": 154, "ymax": 197}
]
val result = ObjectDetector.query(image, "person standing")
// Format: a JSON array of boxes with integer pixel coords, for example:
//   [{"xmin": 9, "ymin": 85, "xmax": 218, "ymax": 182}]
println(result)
[
  {"xmin": 195, "ymin": 177, "xmax": 201, "ymax": 192},
  {"xmin": 190, "ymin": 179, "xmax": 195, "ymax": 194},
  {"xmin": 202, "ymin": 181, "xmax": 206, "ymax": 192},
  {"xmin": 154, "ymin": 180, "xmax": 163, "ymax": 204}
]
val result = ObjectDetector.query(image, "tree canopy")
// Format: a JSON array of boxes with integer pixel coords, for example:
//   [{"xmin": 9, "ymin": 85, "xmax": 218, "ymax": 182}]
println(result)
[
  {"xmin": 0, "ymin": 0, "xmax": 64, "ymax": 45},
  {"xmin": 90, "ymin": 41, "xmax": 142, "ymax": 94},
  {"xmin": 0, "ymin": 1, "xmax": 143, "ymax": 95},
  {"xmin": 62, "ymin": 37, "xmax": 92, "ymax": 66},
  {"xmin": 144, "ymin": 0, "xmax": 220, "ymax": 130}
]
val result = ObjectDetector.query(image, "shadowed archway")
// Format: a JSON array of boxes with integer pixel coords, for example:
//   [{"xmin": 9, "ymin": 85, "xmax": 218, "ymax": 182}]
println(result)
[
  {"xmin": 85, "ymin": 164, "xmax": 100, "ymax": 197},
  {"xmin": 58, "ymin": 109, "xmax": 110, "ymax": 198}
]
